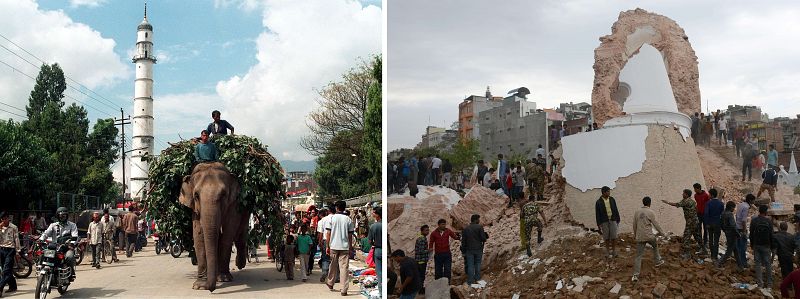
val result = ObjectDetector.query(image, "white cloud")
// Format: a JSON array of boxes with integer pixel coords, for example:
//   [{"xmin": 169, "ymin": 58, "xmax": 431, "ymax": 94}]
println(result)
[
  {"xmin": 0, "ymin": 0, "xmax": 129, "ymax": 120},
  {"xmin": 210, "ymin": 0, "xmax": 381, "ymax": 160},
  {"xmin": 69, "ymin": 0, "xmax": 107, "ymax": 8}
]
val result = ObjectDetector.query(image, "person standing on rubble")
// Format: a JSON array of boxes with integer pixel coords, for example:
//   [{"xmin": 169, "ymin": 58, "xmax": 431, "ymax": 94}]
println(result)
[
  {"xmin": 742, "ymin": 141, "xmax": 755, "ymax": 181},
  {"xmin": 750, "ymin": 204, "xmax": 775, "ymax": 291},
  {"xmin": 756, "ymin": 165, "xmax": 778, "ymax": 203},
  {"xmin": 497, "ymin": 154, "xmax": 509, "ymax": 196},
  {"xmin": 428, "ymin": 219, "xmax": 460, "ymax": 282},
  {"xmin": 703, "ymin": 188, "xmax": 724, "ymax": 261},
  {"xmin": 693, "ymin": 183, "xmax": 710, "ymax": 256},
  {"xmin": 521, "ymin": 200, "xmax": 547, "ymax": 257},
  {"xmin": 461, "ymin": 214, "xmax": 488, "ymax": 285},
  {"xmin": 414, "ymin": 225, "xmax": 430, "ymax": 295},
  {"xmin": 631, "ymin": 196, "xmax": 664, "ymax": 282},
  {"xmin": 716, "ymin": 201, "xmax": 740, "ymax": 268},
  {"xmin": 663, "ymin": 189, "xmax": 702, "ymax": 259},
  {"xmin": 595, "ymin": 186, "xmax": 620, "ymax": 258},
  {"xmin": 774, "ymin": 222, "xmax": 796, "ymax": 279},
  {"xmin": 735, "ymin": 194, "xmax": 755, "ymax": 269}
]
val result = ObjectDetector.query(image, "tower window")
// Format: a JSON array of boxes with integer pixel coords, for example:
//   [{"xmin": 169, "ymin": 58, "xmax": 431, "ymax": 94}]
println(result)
[{"xmin": 145, "ymin": 33, "xmax": 148, "ymax": 38}]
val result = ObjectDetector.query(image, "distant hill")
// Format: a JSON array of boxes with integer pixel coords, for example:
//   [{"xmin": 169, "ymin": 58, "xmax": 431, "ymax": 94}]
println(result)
[{"xmin": 279, "ymin": 160, "xmax": 317, "ymax": 173}]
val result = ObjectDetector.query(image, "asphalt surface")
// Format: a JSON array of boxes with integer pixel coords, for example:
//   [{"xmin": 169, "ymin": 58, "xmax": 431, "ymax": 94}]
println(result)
[{"xmin": 4, "ymin": 239, "xmax": 367, "ymax": 298}]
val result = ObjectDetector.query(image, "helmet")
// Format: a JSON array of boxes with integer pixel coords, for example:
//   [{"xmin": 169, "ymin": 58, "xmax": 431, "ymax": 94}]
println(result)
[{"xmin": 56, "ymin": 207, "xmax": 68, "ymax": 223}]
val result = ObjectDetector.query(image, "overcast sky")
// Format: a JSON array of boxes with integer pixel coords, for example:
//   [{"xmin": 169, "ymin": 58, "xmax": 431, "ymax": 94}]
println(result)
[
  {"xmin": 387, "ymin": 0, "xmax": 800, "ymax": 150},
  {"xmin": 0, "ymin": 0, "xmax": 380, "ymax": 184}
]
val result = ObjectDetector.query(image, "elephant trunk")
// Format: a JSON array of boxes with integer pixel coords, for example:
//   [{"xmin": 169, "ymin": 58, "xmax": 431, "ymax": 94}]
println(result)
[{"xmin": 202, "ymin": 200, "xmax": 222, "ymax": 292}]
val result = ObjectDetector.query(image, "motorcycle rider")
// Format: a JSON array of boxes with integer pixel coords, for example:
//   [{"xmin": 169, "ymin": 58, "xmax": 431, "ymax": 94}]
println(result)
[{"xmin": 39, "ymin": 207, "xmax": 79, "ymax": 281}]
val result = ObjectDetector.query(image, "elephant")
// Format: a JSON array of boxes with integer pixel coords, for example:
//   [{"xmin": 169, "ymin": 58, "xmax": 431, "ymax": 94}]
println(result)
[{"xmin": 179, "ymin": 162, "xmax": 249, "ymax": 292}]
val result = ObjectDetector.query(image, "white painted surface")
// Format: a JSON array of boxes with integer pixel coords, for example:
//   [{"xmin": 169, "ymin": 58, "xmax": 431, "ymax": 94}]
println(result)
[
  {"xmin": 619, "ymin": 44, "xmax": 680, "ymax": 114},
  {"xmin": 131, "ymin": 14, "xmax": 155, "ymax": 199},
  {"xmin": 603, "ymin": 111, "xmax": 691, "ymax": 133},
  {"xmin": 561, "ymin": 125, "xmax": 648, "ymax": 191}
]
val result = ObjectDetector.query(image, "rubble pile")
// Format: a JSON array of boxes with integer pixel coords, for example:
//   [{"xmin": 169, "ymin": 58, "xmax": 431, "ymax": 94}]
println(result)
[{"xmin": 463, "ymin": 233, "xmax": 777, "ymax": 299}]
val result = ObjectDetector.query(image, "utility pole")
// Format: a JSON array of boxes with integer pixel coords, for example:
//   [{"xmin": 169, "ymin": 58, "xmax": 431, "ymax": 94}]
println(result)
[{"xmin": 114, "ymin": 108, "xmax": 131, "ymax": 209}]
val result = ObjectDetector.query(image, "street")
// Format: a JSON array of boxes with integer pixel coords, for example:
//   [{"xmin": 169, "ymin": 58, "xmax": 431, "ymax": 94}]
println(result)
[{"xmin": 5, "ymin": 239, "xmax": 367, "ymax": 298}]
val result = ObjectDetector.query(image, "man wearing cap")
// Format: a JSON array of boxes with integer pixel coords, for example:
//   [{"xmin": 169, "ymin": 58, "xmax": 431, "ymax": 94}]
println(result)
[
  {"xmin": 0, "ymin": 211, "xmax": 20, "ymax": 296},
  {"xmin": 40, "ymin": 207, "xmax": 79, "ymax": 281}
]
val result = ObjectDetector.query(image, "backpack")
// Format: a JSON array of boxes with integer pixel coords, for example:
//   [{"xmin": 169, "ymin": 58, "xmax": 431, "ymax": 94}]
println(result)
[{"xmin": 751, "ymin": 217, "xmax": 772, "ymax": 246}]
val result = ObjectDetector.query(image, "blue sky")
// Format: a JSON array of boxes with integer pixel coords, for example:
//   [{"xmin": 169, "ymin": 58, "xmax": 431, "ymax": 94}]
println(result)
[{"xmin": 0, "ymin": 0, "xmax": 382, "ymax": 182}]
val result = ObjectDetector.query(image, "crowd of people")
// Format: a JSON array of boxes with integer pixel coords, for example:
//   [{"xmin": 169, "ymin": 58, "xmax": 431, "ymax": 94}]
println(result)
[
  {"xmin": 387, "ymin": 154, "xmax": 469, "ymax": 197},
  {"xmin": 282, "ymin": 201, "xmax": 382, "ymax": 296}
]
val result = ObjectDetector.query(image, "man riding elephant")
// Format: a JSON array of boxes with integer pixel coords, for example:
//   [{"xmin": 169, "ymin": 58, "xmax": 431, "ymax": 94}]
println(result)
[{"xmin": 179, "ymin": 162, "xmax": 249, "ymax": 292}]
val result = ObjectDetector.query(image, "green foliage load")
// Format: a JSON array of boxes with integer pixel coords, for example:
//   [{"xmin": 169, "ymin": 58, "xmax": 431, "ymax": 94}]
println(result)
[{"xmin": 143, "ymin": 135, "xmax": 286, "ymax": 254}]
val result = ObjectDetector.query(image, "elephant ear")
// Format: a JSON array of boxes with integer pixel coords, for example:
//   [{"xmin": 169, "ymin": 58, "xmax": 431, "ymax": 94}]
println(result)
[
  {"xmin": 226, "ymin": 178, "xmax": 241, "ymax": 207},
  {"xmin": 179, "ymin": 175, "xmax": 195, "ymax": 210}
]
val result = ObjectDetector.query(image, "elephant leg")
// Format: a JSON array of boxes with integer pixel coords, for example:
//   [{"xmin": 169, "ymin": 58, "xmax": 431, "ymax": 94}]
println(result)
[
  {"xmin": 234, "ymin": 213, "xmax": 249, "ymax": 270},
  {"xmin": 217, "ymin": 207, "xmax": 241, "ymax": 282},
  {"xmin": 192, "ymin": 218, "xmax": 208, "ymax": 290}
]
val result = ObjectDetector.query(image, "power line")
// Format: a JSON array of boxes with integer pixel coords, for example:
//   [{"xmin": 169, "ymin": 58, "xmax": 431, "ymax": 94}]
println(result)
[
  {"xmin": 0, "ymin": 42, "xmax": 122, "ymax": 112},
  {"xmin": 0, "ymin": 32, "xmax": 124, "ymax": 112},
  {"xmin": 0, "ymin": 100, "xmax": 25, "ymax": 113},
  {"xmin": 0, "ymin": 57, "xmax": 117, "ymax": 118},
  {"xmin": 0, "ymin": 107, "xmax": 26, "ymax": 119}
]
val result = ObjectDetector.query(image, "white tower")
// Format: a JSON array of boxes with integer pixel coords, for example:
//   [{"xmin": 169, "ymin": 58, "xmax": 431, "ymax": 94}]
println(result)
[{"xmin": 130, "ymin": 3, "xmax": 156, "ymax": 200}]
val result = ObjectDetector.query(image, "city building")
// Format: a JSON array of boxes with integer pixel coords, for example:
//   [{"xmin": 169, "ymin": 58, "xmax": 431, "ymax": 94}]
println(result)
[
  {"xmin": 746, "ymin": 120, "xmax": 784, "ymax": 152},
  {"xmin": 777, "ymin": 116, "xmax": 800, "ymax": 152},
  {"xmin": 727, "ymin": 105, "xmax": 762, "ymax": 123},
  {"xmin": 458, "ymin": 87, "xmax": 503, "ymax": 140},
  {"xmin": 130, "ymin": 5, "xmax": 156, "ymax": 199},
  {"xmin": 417, "ymin": 126, "xmax": 458, "ymax": 149},
  {"xmin": 477, "ymin": 89, "xmax": 550, "ymax": 160},
  {"xmin": 284, "ymin": 171, "xmax": 316, "ymax": 198},
  {"xmin": 557, "ymin": 102, "xmax": 592, "ymax": 135}
]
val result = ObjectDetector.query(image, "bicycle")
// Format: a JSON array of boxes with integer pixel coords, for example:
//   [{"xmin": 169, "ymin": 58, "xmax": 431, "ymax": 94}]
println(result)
[{"xmin": 101, "ymin": 234, "xmax": 116, "ymax": 264}]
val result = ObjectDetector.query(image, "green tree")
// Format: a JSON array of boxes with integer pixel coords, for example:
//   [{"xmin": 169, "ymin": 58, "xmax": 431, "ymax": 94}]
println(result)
[
  {"xmin": 0, "ymin": 120, "xmax": 52, "ymax": 209},
  {"xmin": 442, "ymin": 137, "xmax": 481, "ymax": 173},
  {"xmin": 362, "ymin": 56, "xmax": 382, "ymax": 190},
  {"xmin": 16, "ymin": 63, "xmax": 119, "ymax": 206}
]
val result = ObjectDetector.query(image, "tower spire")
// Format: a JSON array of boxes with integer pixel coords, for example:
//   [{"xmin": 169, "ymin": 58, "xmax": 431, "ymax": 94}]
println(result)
[{"xmin": 144, "ymin": 1, "xmax": 147, "ymax": 19}]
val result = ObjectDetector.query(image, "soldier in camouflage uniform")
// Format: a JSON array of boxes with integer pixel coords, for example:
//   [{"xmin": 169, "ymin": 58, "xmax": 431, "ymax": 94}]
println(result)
[
  {"xmin": 663, "ymin": 189, "xmax": 702, "ymax": 259},
  {"xmin": 525, "ymin": 163, "xmax": 544, "ymax": 200},
  {"xmin": 520, "ymin": 201, "xmax": 547, "ymax": 257}
]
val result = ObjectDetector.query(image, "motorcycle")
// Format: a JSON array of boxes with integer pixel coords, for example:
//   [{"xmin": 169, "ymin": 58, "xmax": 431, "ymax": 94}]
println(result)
[
  {"xmin": 153, "ymin": 233, "xmax": 169, "ymax": 255},
  {"xmin": 35, "ymin": 236, "xmax": 77, "ymax": 299},
  {"xmin": 170, "ymin": 237, "xmax": 183, "ymax": 258}
]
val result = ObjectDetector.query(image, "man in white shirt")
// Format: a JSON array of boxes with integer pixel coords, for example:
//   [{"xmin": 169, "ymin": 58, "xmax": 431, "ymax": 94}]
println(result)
[
  {"xmin": 87, "ymin": 212, "xmax": 104, "ymax": 269},
  {"xmin": 431, "ymin": 155, "xmax": 443, "ymax": 185},
  {"xmin": 535, "ymin": 144, "xmax": 546, "ymax": 159},
  {"xmin": 316, "ymin": 207, "xmax": 335, "ymax": 282},
  {"xmin": 325, "ymin": 201, "xmax": 355, "ymax": 296}
]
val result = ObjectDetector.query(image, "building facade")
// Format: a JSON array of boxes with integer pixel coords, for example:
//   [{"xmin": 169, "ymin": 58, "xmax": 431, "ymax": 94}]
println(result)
[
  {"xmin": 458, "ymin": 87, "xmax": 504, "ymax": 140},
  {"xmin": 418, "ymin": 126, "xmax": 458, "ymax": 149},
  {"xmin": 477, "ymin": 96, "xmax": 548, "ymax": 160}
]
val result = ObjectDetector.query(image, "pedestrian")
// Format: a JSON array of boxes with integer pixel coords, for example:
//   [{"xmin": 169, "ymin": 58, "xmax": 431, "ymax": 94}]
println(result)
[
  {"xmin": 510, "ymin": 164, "xmax": 524, "ymax": 207},
  {"xmin": 735, "ymin": 126, "xmax": 745, "ymax": 157},
  {"xmin": 497, "ymin": 154, "xmax": 508, "ymax": 195},
  {"xmin": 755, "ymin": 150, "xmax": 766, "ymax": 177},
  {"xmin": 703, "ymin": 115, "xmax": 714, "ymax": 145},
  {"xmin": 703, "ymin": 188, "xmax": 724, "ymax": 260},
  {"xmin": 367, "ymin": 207, "xmax": 382, "ymax": 294},
  {"xmin": 750, "ymin": 204, "xmax": 775, "ymax": 290},
  {"xmin": 409, "ymin": 156, "xmax": 419, "ymax": 197},
  {"xmin": 532, "ymin": 158, "xmax": 545, "ymax": 200},
  {"xmin": 123, "ymin": 209, "xmax": 139, "ymax": 257},
  {"xmin": 693, "ymin": 183, "xmax": 710, "ymax": 256},
  {"xmin": 461, "ymin": 214, "xmax": 488, "ymax": 285},
  {"xmin": 768, "ymin": 144, "xmax": 779, "ymax": 169},
  {"xmin": 316, "ymin": 208, "xmax": 332, "ymax": 282},
  {"xmin": 87, "ymin": 212, "xmax": 104, "ymax": 269},
  {"xmin": 0, "ymin": 212, "xmax": 20, "ymax": 296},
  {"xmin": 780, "ymin": 268, "xmax": 800, "ymax": 299},
  {"xmin": 691, "ymin": 112, "xmax": 700, "ymax": 142},
  {"xmin": 742, "ymin": 141, "xmax": 755, "ymax": 181},
  {"xmin": 521, "ymin": 200, "xmax": 547, "ymax": 257},
  {"xmin": 428, "ymin": 219, "xmax": 460, "ymax": 282},
  {"xmin": 757, "ymin": 166, "xmax": 778, "ymax": 203},
  {"xmin": 718, "ymin": 116, "xmax": 728, "ymax": 146},
  {"xmin": 296, "ymin": 224, "xmax": 313, "ymax": 282},
  {"xmin": 595, "ymin": 186, "xmax": 621, "ymax": 258},
  {"xmin": 431, "ymin": 154, "xmax": 442, "ymax": 186},
  {"xmin": 387, "ymin": 160, "xmax": 395, "ymax": 195},
  {"xmin": 775, "ymin": 222, "xmax": 796, "ymax": 279},
  {"xmin": 735, "ymin": 194, "xmax": 755, "ymax": 269},
  {"xmin": 414, "ymin": 225, "xmax": 430, "ymax": 295},
  {"xmin": 100, "ymin": 210, "xmax": 118, "ymax": 263},
  {"xmin": 392, "ymin": 250, "xmax": 422, "ymax": 299},
  {"xmin": 716, "ymin": 201, "xmax": 741, "ymax": 268},
  {"xmin": 325, "ymin": 201, "xmax": 355, "ymax": 296},
  {"xmin": 482, "ymin": 168, "xmax": 494, "ymax": 188},
  {"xmin": 418, "ymin": 155, "xmax": 428, "ymax": 186},
  {"xmin": 285, "ymin": 234, "xmax": 297, "ymax": 280},
  {"xmin": 441, "ymin": 158, "xmax": 452, "ymax": 188},
  {"xmin": 663, "ymin": 189, "xmax": 702, "ymax": 259},
  {"xmin": 136, "ymin": 212, "xmax": 145, "ymax": 252},
  {"xmin": 206, "ymin": 110, "xmax": 235, "ymax": 136},
  {"xmin": 476, "ymin": 160, "xmax": 487, "ymax": 187},
  {"xmin": 631, "ymin": 197, "xmax": 665, "ymax": 282},
  {"xmin": 536, "ymin": 144, "xmax": 546, "ymax": 159}
]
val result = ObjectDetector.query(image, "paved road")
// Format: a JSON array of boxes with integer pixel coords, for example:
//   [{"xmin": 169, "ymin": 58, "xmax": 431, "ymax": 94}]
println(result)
[{"xmin": 5, "ymin": 240, "xmax": 367, "ymax": 298}]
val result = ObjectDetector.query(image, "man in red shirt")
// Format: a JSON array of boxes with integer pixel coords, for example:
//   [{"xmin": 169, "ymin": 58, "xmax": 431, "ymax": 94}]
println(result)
[
  {"xmin": 782, "ymin": 268, "xmax": 800, "ymax": 299},
  {"xmin": 428, "ymin": 219, "xmax": 460, "ymax": 282},
  {"xmin": 693, "ymin": 183, "xmax": 710, "ymax": 255}
]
